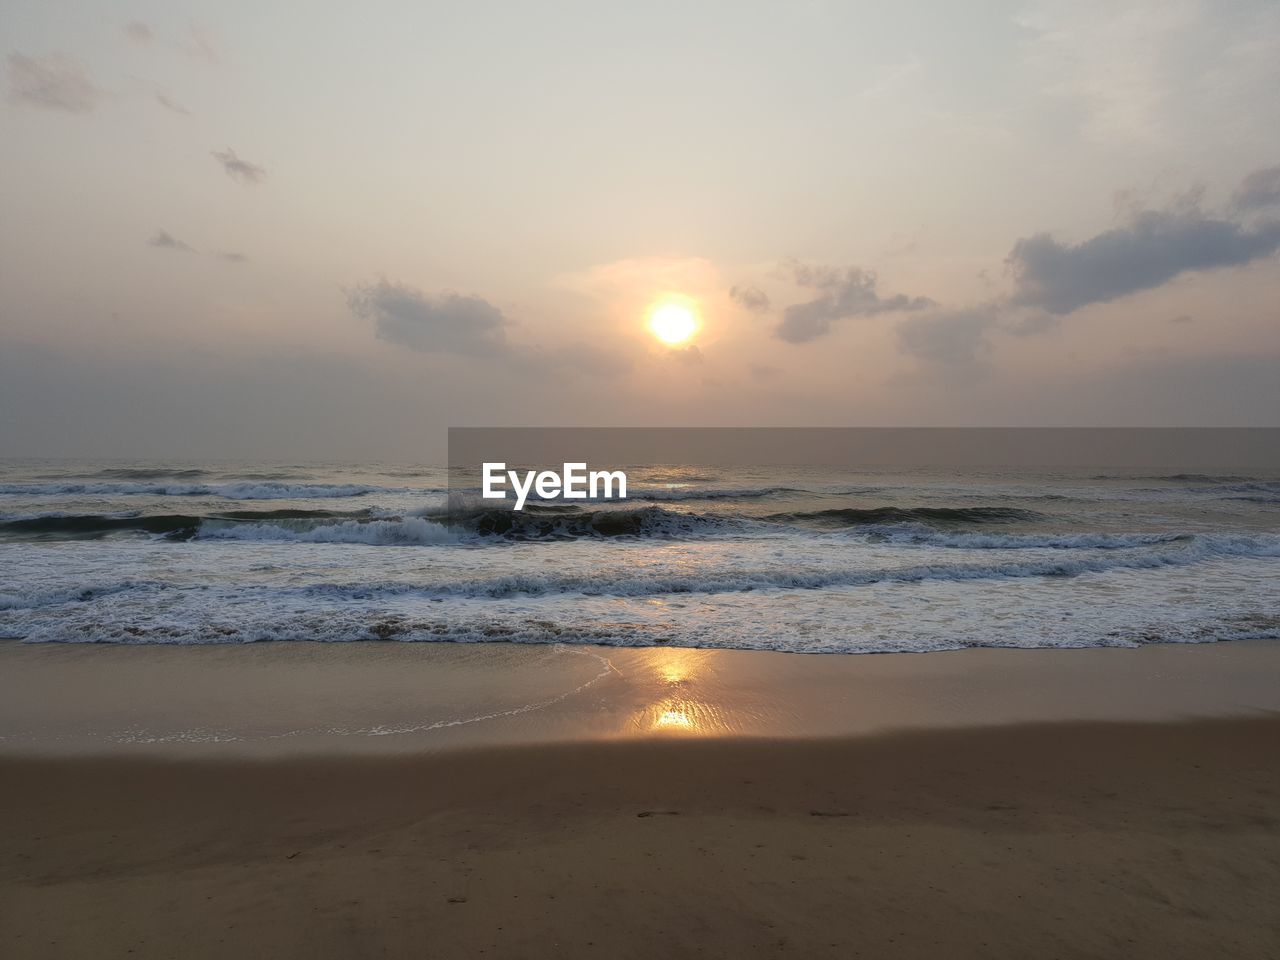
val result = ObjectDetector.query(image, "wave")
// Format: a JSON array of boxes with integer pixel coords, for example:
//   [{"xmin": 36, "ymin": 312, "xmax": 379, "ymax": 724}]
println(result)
[
  {"xmin": 766, "ymin": 505, "xmax": 1043, "ymax": 527},
  {"xmin": 6, "ymin": 533, "xmax": 1272, "ymax": 615},
  {"xmin": 0, "ymin": 481, "xmax": 412, "ymax": 500},
  {"xmin": 80, "ymin": 467, "xmax": 212, "ymax": 481},
  {"xmin": 191, "ymin": 506, "xmax": 744, "ymax": 543},
  {"xmin": 12, "ymin": 607, "xmax": 1280, "ymax": 648},
  {"xmin": 2, "ymin": 500, "xmax": 1257, "ymax": 549},
  {"xmin": 631, "ymin": 485, "xmax": 883, "ymax": 502},
  {"xmin": 277, "ymin": 537, "xmax": 1279, "ymax": 598},
  {"xmin": 441, "ymin": 504, "xmax": 751, "ymax": 539},
  {"xmin": 867, "ymin": 528, "xmax": 1193, "ymax": 550},
  {"xmin": 0, "ymin": 581, "xmax": 164, "ymax": 611},
  {"xmin": 196, "ymin": 516, "xmax": 462, "ymax": 545},
  {"xmin": 0, "ymin": 508, "xmax": 372, "ymax": 539},
  {"xmin": 428, "ymin": 504, "xmax": 1041, "ymax": 540}
]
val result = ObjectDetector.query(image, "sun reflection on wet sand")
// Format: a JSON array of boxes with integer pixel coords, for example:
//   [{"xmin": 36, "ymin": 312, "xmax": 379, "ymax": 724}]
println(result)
[
  {"xmin": 656, "ymin": 709, "xmax": 694, "ymax": 729},
  {"xmin": 632, "ymin": 647, "xmax": 731, "ymax": 735}
]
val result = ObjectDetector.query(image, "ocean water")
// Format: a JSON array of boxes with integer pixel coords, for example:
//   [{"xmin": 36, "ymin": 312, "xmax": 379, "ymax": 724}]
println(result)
[{"xmin": 1, "ymin": 459, "xmax": 1278, "ymax": 653}]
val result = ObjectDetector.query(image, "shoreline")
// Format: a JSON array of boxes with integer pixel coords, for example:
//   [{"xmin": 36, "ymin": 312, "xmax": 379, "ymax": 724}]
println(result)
[
  {"xmin": 4, "ymin": 716, "xmax": 1279, "ymax": 958},
  {"xmin": 4, "ymin": 637, "xmax": 1280, "ymax": 756}
]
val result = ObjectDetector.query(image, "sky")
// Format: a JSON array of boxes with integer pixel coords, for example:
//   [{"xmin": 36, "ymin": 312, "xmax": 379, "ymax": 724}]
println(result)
[{"xmin": 2, "ymin": 0, "xmax": 1278, "ymax": 459}]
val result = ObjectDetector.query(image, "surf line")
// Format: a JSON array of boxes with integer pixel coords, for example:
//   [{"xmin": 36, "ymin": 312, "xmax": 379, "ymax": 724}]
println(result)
[{"xmin": 481, "ymin": 462, "xmax": 627, "ymax": 511}]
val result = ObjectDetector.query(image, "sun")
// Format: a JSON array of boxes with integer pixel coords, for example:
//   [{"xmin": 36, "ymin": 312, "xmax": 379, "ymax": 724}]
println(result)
[{"xmin": 647, "ymin": 302, "xmax": 699, "ymax": 346}]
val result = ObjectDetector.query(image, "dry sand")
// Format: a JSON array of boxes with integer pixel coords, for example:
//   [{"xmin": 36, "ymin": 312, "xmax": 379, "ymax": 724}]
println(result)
[{"xmin": 4, "ymin": 716, "xmax": 1280, "ymax": 959}]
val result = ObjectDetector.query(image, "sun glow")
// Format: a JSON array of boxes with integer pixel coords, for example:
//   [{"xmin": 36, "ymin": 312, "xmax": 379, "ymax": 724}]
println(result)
[{"xmin": 647, "ymin": 302, "xmax": 699, "ymax": 346}]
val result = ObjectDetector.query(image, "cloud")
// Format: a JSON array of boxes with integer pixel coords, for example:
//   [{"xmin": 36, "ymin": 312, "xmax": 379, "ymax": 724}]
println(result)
[
  {"xmin": 147, "ymin": 231, "xmax": 251, "ymax": 264},
  {"xmin": 348, "ymin": 278, "xmax": 631, "ymax": 378},
  {"xmin": 1233, "ymin": 165, "xmax": 1280, "ymax": 211},
  {"xmin": 729, "ymin": 285, "xmax": 770, "ymax": 313},
  {"xmin": 1015, "ymin": 2, "xmax": 1280, "ymax": 148},
  {"xmin": 774, "ymin": 261, "xmax": 933, "ymax": 343},
  {"xmin": 147, "ymin": 230, "xmax": 195, "ymax": 253},
  {"xmin": 124, "ymin": 21, "xmax": 152, "ymax": 45},
  {"xmin": 749, "ymin": 363, "xmax": 781, "ymax": 380},
  {"xmin": 6, "ymin": 53, "xmax": 102, "ymax": 113},
  {"xmin": 1008, "ymin": 203, "xmax": 1280, "ymax": 315},
  {"xmin": 184, "ymin": 26, "xmax": 219, "ymax": 64},
  {"xmin": 156, "ymin": 93, "xmax": 190, "ymax": 115},
  {"xmin": 347, "ymin": 280, "xmax": 509, "ymax": 357},
  {"xmin": 212, "ymin": 148, "xmax": 266, "ymax": 184},
  {"xmin": 896, "ymin": 309, "xmax": 995, "ymax": 370}
]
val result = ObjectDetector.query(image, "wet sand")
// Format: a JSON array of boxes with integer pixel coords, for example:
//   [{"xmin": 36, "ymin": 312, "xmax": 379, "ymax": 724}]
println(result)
[
  {"xmin": 4, "ymin": 638, "xmax": 1280, "ymax": 753},
  {"xmin": 4, "ymin": 718, "xmax": 1280, "ymax": 959}
]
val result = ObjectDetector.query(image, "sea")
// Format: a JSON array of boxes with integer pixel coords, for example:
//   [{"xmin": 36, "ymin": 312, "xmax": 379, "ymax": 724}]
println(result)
[{"xmin": 1, "ymin": 458, "xmax": 1278, "ymax": 653}]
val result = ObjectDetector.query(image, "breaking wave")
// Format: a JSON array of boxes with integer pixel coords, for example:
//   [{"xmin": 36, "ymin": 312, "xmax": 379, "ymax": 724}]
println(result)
[
  {"xmin": 196, "ymin": 516, "xmax": 461, "ymax": 546},
  {"xmin": 0, "ymin": 481, "xmax": 412, "ymax": 499},
  {"xmin": 766, "ymin": 506, "xmax": 1044, "ymax": 527}
]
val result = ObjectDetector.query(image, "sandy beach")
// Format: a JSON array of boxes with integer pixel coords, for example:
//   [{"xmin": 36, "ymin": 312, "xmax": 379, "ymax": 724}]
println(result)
[
  {"xmin": 3, "ymin": 640, "xmax": 1280, "ymax": 958},
  {"xmin": 4, "ymin": 717, "xmax": 1279, "ymax": 959}
]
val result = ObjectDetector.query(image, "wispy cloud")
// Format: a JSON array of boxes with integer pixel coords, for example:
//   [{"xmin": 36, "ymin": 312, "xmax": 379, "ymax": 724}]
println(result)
[
  {"xmin": 123, "ymin": 21, "xmax": 152, "ymax": 45},
  {"xmin": 147, "ymin": 231, "xmax": 249, "ymax": 264},
  {"xmin": 774, "ymin": 260, "xmax": 933, "ymax": 343},
  {"xmin": 184, "ymin": 25, "xmax": 219, "ymax": 64},
  {"xmin": 1232, "ymin": 165, "xmax": 1280, "ymax": 211},
  {"xmin": 1016, "ymin": 1, "xmax": 1280, "ymax": 147},
  {"xmin": 156, "ymin": 93, "xmax": 190, "ymax": 116},
  {"xmin": 896, "ymin": 308, "xmax": 995, "ymax": 371},
  {"xmin": 859, "ymin": 56, "xmax": 922, "ymax": 101},
  {"xmin": 146, "ymin": 230, "xmax": 195, "ymax": 253},
  {"xmin": 6, "ymin": 53, "xmax": 102, "ymax": 113},
  {"xmin": 729, "ymin": 285, "xmax": 770, "ymax": 313},
  {"xmin": 212, "ymin": 148, "xmax": 266, "ymax": 185}
]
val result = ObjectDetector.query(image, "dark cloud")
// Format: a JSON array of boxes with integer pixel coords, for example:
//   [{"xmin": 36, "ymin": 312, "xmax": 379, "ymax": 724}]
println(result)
[
  {"xmin": 1009, "ymin": 199, "xmax": 1280, "ymax": 315},
  {"xmin": 896, "ymin": 309, "xmax": 994, "ymax": 368},
  {"xmin": 212, "ymin": 148, "xmax": 266, "ymax": 185},
  {"xmin": 348, "ymin": 279, "xmax": 630, "ymax": 377},
  {"xmin": 156, "ymin": 93, "xmax": 190, "ymax": 115},
  {"xmin": 347, "ymin": 280, "xmax": 509, "ymax": 357},
  {"xmin": 218, "ymin": 252, "xmax": 249, "ymax": 264},
  {"xmin": 124, "ymin": 21, "xmax": 152, "ymax": 45},
  {"xmin": 749, "ymin": 363, "xmax": 781, "ymax": 380},
  {"xmin": 1169, "ymin": 314, "xmax": 1194, "ymax": 325},
  {"xmin": 729, "ymin": 285, "xmax": 770, "ymax": 313},
  {"xmin": 1232, "ymin": 166, "xmax": 1280, "ymax": 212},
  {"xmin": 905, "ymin": 166, "xmax": 1280, "ymax": 372},
  {"xmin": 147, "ymin": 230, "xmax": 195, "ymax": 253},
  {"xmin": 6, "ymin": 53, "xmax": 102, "ymax": 113},
  {"xmin": 775, "ymin": 261, "xmax": 933, "ymax": 343}
]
